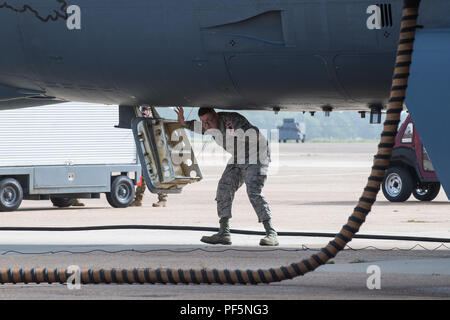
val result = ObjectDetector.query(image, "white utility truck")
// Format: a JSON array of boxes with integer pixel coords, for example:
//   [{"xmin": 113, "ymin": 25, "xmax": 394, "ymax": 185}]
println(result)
[{"xmin": 0, "ymin": 103, "xmax": 141, "ymax": 211}]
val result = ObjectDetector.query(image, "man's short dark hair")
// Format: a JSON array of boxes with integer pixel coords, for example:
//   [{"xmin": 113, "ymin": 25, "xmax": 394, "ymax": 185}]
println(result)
[{"xmin": 198, "ymin": 107, "xmax": 215, "ymax": 117}]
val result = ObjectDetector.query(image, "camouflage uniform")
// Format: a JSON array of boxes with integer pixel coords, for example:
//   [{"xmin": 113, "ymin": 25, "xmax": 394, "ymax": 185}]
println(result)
[
  {"xmin": 131, "ymin": 176, "xmax": 147, "ymax": 206},
  {"xmin": 185, "ymin": 112, "xmax": 272, "ymax": 222},
  {"xmin": 153, "ymin": 192, "xmax": 168, "ymax": 207},
  {"xmin": 132, "ymin": 173, "xmax": 168, "ymax": 207},
  {"xmin": 216, "ymin": 163, "xmax": 270, "ymax": 222}
]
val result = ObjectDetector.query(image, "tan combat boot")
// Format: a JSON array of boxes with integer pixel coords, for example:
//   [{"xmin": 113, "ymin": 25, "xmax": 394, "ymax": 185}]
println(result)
[
  {"xmin": 201, "ymin": 218, "xmax": 232, "ymax": 245},
  {"xmin": 152, "ymin": 193, "xmax": 167, "ymax": 207},
  {"xmin": 259, "ymin": 220, "xmax": 279, "ymax": 246},
  {"xmin": 72, "ymin": 199, "xmax": 85, "ymax": 207},
  {"xmin": 131, "ymin": 182, "xmax": 146, "ymax": 207}
]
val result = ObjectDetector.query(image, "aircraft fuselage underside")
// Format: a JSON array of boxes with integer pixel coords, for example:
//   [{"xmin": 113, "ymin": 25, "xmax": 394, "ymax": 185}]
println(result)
[{"xmin": 0, "ymin": 0, "xmax": 448, "ymax": 111}]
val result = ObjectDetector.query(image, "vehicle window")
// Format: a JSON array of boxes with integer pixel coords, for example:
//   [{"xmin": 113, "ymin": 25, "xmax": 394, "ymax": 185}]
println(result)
[{"xmin": 401, "ymin": 123, "xmax": 413, "ymax": 143}]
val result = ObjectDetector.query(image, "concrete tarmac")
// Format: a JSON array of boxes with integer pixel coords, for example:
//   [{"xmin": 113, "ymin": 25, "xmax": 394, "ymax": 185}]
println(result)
[{"xmin": 0, "ymin": 143, "xmax": 449, "ymax": 300}]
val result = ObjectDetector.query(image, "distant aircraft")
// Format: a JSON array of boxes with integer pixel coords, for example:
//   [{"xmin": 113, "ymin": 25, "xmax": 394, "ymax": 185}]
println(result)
[{"xmin": 0, "ymin": 0, "xmax": 449, "ymax": 196}]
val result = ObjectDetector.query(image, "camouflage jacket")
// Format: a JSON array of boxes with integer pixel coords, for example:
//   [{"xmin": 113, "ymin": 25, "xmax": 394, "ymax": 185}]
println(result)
[{"xmin": 184, "ymin": 112, "xmax": 270, "ymax": 165}]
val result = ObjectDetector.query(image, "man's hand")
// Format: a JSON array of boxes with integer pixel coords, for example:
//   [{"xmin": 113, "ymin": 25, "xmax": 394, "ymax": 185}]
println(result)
[
  {"xmin": 174, "ymin": 107, "xmax": 186, "ymax": 126},
  {"xmin": 226, "ymin": 120, "xmax": 236, "ymax": 136}
]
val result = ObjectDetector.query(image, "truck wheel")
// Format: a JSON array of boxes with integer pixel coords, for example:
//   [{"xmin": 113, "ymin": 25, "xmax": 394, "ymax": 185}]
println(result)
[
  {"xmin": 106, "ymin": 176, "xmax": 135, "ymax": 208},
  {"xmin": 413, "ymin": 183, "xmax": 441, "ymax": 201},
  {"xmin": 50, "ymin": 197, "xmax": 77, "ymax": 208},
  {"xmin": 382, "ymin": 167, "xmax": 413, "ymax": 202},
  {"xmin": 0, "ymin": 178, "xmax": 23, "ymax": 212}
]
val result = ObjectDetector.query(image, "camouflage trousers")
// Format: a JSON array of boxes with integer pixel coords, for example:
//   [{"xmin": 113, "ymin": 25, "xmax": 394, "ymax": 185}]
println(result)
[
  {"xmin": 134, "ymin": 178, "xmax": 147, "ymax": 204},
  {"xmin": 216, "ymin": 163, "xmax": 271, "ymax": 223},
  {"xmin": 133, "ymin": 178, "xmax": 167, "ymax": 205}
]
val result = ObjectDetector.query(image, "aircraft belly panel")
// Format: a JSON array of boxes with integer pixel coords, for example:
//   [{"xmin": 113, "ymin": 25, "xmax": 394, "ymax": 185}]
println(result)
[
  {"xmin": 200, "ymin": 10, "xmax": 286, "ymax": 53},
  {"xmin": 15, "ymin": 1, "xmax": 155, "ymax": 104},
  {"xmin": 1, "ymin": 0, "xmax": 449, "ymax": 112},
  {"xmin": 0, "ymin": 11, "xmax": 37, "ymax": 89},
  {"xmin": 226, "ymin": 54, "xmax": 343, "ymax": 105},
  {"xmin": 334, "ymin": 54, "xmax": 396, "ymax": 103},
  {"xmin": 405, "ymin": 29, "xmax": 450, "ymax": 199}
]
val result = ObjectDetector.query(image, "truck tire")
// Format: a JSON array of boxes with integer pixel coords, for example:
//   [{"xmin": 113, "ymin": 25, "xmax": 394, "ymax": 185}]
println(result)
[
  {"xmin": 0, "ymin": 178, "xmax": 23, "ymax": 212},
  {"xmin": 413, "ymin": 183, "xmax": 441, "ymax": 201},
  {"xmin": 382, "ymin": 167, "xmax": 413, "ymax": 202},
  {"xmin": 106, "ymin": 176, "xmax": 135, "ymax": 208},
  {"xmin": 50, "ymin": 197, "xmax": 77, "ymax": 208}
]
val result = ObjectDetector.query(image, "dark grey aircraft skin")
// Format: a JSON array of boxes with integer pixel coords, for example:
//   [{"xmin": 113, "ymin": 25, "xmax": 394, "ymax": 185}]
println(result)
[
  {"xmin": 0, "ymin": 0, "xmax": 448, "ymax": 112},
  {"xmin": 1, "ymin": 0, "xmax": 450, "ymax": 197}
]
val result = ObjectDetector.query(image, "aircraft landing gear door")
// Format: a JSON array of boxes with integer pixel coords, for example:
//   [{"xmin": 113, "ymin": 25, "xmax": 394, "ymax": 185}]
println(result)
[{"xmin": 131, "ymin": 117, "xmax": 202, "ymax": 194}]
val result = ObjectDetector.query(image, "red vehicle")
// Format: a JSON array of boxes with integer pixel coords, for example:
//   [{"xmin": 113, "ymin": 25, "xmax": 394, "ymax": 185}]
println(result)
[{"xmin": 382, "ymin": 115, "xmax": 441, "ymax": 202}]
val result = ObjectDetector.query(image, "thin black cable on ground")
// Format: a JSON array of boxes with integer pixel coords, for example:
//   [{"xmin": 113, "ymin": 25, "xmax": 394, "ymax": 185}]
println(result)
[
  {"xmin": 0, "ymin": 243, "xmax": 449, "ymax": 257},
  {"xmin": 0, "ymin": 225, "xmax": 448, "ymax": 243}
]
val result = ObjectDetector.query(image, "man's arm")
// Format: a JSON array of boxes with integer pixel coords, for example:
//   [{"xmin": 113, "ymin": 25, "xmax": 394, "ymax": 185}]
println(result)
[
  {"xmin": 225, "ymin": 112, "xmax": 256, "ymax": 132},
  {"xmin": 175, "ymin": 107, "xmax": 204, "ymax": 134}
]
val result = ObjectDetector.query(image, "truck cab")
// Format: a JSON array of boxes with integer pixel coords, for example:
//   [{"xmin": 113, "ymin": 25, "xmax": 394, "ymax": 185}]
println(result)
[
  {"xmin": 277, "ymin": 118, "xmax": 305, "ymax": 143},
  {"xmin": 382, "ymin": 115, "xmax": 441, "ymax": 202}
]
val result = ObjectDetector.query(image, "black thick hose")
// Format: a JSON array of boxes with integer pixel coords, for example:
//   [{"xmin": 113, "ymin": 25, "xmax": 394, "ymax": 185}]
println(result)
[{"xmin": 0, "ymin": 0, "xmax": 422, "ymax": 285}]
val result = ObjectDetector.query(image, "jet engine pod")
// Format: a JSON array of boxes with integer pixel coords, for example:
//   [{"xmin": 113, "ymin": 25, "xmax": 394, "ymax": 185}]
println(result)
[{"xmin": 132, "ymin": 117, "xmax": 202, "ymax": 194}]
